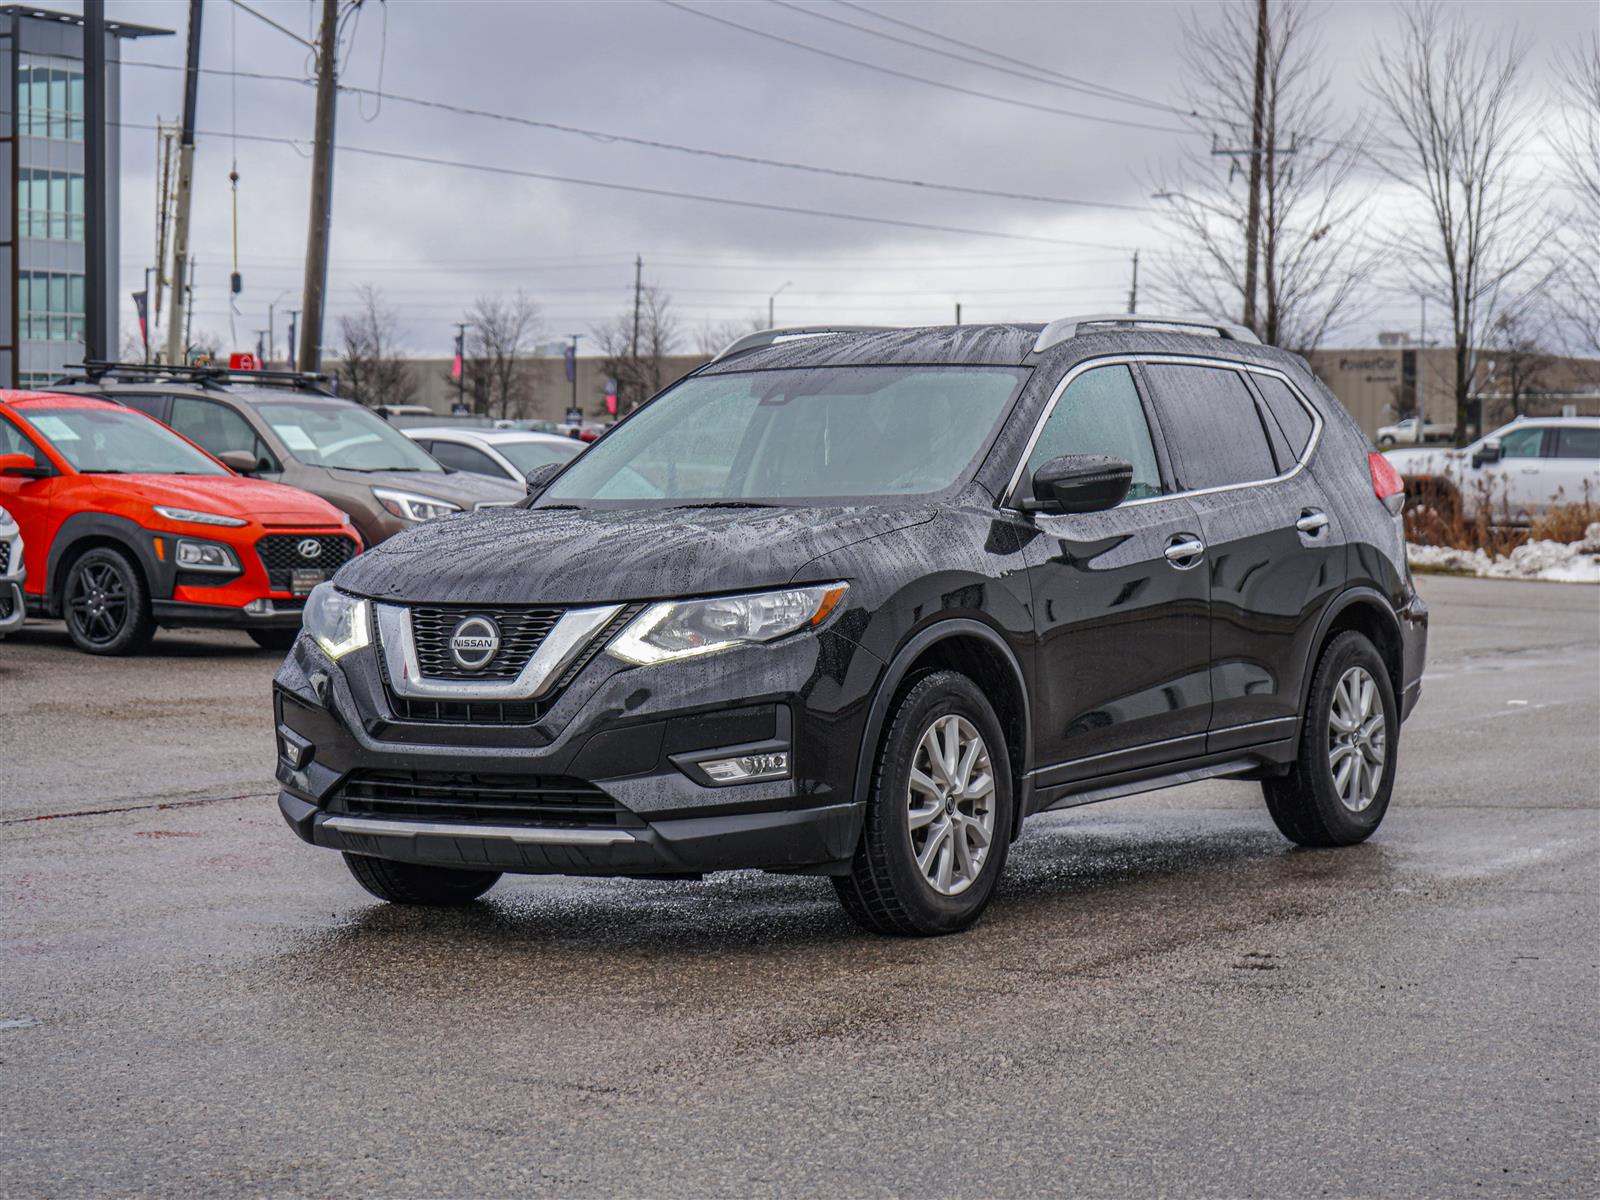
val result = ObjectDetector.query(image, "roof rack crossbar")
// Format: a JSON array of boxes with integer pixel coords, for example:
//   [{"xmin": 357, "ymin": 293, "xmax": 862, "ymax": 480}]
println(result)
[
  {"xmin": 1032, "ymin": 313, "xmax": 1260, "ymax": 354},
  {"xmin": 64, "ymin": 360, "xmax": 335, "ymax": 391},
  {"xmin": 710, "ymin": 325, "xmax": 894, "ymax": 364}
]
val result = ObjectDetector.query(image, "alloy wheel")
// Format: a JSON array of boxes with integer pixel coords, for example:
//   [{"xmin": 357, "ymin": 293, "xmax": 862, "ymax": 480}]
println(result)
[
  {"xmin": 1328, "ymin": 665, "xmax": 1386, "ymax": 813},
  {"xmin": 68, "ymin": 561, "xmax": 130, "ymax": 646},
  {"xmin": 906, "ymin": 714, "xmax": 996, "ymax": 896}
]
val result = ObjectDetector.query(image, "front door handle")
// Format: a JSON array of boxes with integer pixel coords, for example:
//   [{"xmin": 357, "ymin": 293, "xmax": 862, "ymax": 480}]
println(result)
[
  {"xmin": 1164, "ymin": 535, "xmax": 1206, "ymax": 566},
  {"xmin": 1295, "ymin": 510, "xmax": 1330, "ymax": 534}
]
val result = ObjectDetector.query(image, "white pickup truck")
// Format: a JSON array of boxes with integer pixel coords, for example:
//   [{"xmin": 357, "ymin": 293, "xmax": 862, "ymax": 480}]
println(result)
[
  {"xmin": 1384, "ymin": 416, "xmax": 1600, "ymax": 521},
  {"xmin": 1375, "ymin": 415, "xmax": 1455, "ymax": 446}
]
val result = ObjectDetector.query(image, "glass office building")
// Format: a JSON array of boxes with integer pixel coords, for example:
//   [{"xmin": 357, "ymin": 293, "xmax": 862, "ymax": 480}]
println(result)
[{"xmin": 0, "ymin": 7, "xmax": 168, "ymax": 387}]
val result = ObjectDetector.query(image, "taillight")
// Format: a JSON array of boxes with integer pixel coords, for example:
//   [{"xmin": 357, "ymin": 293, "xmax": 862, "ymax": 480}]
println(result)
[{"xmin": 1368, "ymin": 451, "xmax": 1405, "ymax": 514}]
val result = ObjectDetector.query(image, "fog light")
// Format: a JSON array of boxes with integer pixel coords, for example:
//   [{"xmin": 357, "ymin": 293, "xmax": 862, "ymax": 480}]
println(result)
[
  {"xmin": 698, "ymin": 751, "xmax": 789, "ymax": 784},
  {"xmin": 277, "ymin": 724, "xmax": 312, "ymax": 769},
  {"xmin": 244, "ymin": 599, "xmax": 274, "ymax": 616}
]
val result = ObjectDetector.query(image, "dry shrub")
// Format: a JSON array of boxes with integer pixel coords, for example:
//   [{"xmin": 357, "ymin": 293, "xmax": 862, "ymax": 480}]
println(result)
[{"xmin": 1404, "ymin": 475, "xmax": 1596, "ymax": 553}]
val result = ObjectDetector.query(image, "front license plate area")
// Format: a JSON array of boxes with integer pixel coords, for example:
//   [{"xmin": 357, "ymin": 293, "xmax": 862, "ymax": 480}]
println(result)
[{"xmin": 290, "ymin": 568, "xmax": 326, "ymax": 597}]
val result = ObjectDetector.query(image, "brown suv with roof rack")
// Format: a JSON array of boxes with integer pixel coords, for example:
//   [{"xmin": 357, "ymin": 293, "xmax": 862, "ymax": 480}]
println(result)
[{"xmin": 52, "ymin": 362, "xmax": 524, "ymax": 547}]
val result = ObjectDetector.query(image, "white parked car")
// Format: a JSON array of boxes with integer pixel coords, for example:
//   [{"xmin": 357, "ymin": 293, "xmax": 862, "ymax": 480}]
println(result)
[
  {"xmin": 0, "ymin": 502, "xmax": 24, "ymax": 638},
  {"xmin": 1385, "ymin": 416, "xmax": 1600, "ymax": 520},
  {"xmin": 1376, "ymin": 415, "xmax": 1455, "ymax": 447},
  {"xmin": 405, "ymin": 426, "xmax": 585, "ymax": 487}
]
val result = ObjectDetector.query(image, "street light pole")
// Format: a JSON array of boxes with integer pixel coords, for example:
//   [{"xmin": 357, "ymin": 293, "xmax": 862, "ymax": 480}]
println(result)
[{"xmin": 769, "ymin": 281, "xmax": 792, "ymax": 327}]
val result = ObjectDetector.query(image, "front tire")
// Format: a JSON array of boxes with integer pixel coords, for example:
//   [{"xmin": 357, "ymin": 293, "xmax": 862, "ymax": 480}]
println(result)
[
  {"xmin": 63, "ymin": 546, "xmax": 155, "ymax": 655},
  {"xmin": 342, "ymin": 853, "xmax": 501, "ymax": 906},
  {"xmin": 833, "ymin": 670, "xmax": 1013, "ymax": 936},
  {"xmin": 1263, "ymin": 631, "xmax": 1398, "ymax": 847}
]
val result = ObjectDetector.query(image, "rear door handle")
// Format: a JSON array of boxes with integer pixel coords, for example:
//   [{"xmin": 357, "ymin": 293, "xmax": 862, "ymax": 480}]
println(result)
[
  {"xmin": 1164, "ymin": 535, "xmax": 1205, "ymax": 566},
  {"xmin": 1295, "ymin": 510, "xmax": 1330, "ymax": 534}
]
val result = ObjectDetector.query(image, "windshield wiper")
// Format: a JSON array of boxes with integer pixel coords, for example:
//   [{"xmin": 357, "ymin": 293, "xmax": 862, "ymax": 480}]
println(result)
[
  {"xmin": 667, "ymin": 500, "xmax": 778, "ymax": 509},
  {"xmin": 80, "ymin": 469, "xmax": 127, "ymax": 474}
]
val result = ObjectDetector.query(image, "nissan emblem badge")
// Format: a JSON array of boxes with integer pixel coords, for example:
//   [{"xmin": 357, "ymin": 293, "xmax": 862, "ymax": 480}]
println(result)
[{"xmin": 448, "ymin": 615, "xmax": 501, "ymax": 671}]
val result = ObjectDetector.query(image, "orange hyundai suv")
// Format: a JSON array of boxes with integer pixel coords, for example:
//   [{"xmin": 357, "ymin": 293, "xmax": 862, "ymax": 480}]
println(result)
[{"xmin": 0, "ymin": 392, "xmax": 362, "ymax": 654}]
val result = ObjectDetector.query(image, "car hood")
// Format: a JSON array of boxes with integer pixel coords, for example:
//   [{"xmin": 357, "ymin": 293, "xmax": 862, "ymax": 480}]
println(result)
[
  {"xmin": 95, "ymin": 474, "xmax": 347, "ymax": 524},
  {"xmin": 326, "ymin": 468, "xmax": 524, "ymax": 506},
  {"xmin": 335, "ymin": 503, "xmax": 936, "ymax": 604}
]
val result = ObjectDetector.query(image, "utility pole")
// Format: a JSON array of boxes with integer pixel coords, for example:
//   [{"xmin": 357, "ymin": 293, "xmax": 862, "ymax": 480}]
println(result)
[
  {"xmin": 454, "ymin": 322, "xmax": 468, "ymax": 412},
  {"xmin": 768, "ymin": 280, "xmax": 791, "ymax": 327},
  {"xmin": 166, "ymin": 0, "xmax": 202, "ymax": 365},
  {"xmin": 1241, "ymin": 0, "xmax": 1268, "ymax": 335},
  {"xmin": 84, "ymin": 0, "xmax": 109, "ymax": 362},
  {"xmin": 183, "ymin": 258, "xmax": 195, "ymax": 360},
  {"xmin": 1127, "ymin": 250, "xmax": 1140, "ymax": 314},
  {"xmin": 287, "ymin": 310, "xmax": 300, "ymax": 371},
  {"xmin": 568, "ymin": 333, "xmax": 582, "ymax": 415},
  {"xmin": 631, "ymin": 254, "xmax": 643, "ymax": 357},
  {"xmin": 954, "ymin": 302, "xmax": 962, "ymax": 326},
  {"xmin": 298, "ymin": 0, "xmax": 339, "ymax": 372},
  {"xmin": 1418, "ymin": 294, "xmax": 1427, "ymax": 423}
]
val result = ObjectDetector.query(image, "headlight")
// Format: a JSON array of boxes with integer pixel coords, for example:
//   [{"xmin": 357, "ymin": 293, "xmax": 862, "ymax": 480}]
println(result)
[
  {"xmin": 154, "ymin": 505, "xmax": 247, "ymax": 527},
  {"xmin": 303, "ymin": 583, "xmax": 370, "ymax": 660},
  {"xmin": 0, "ymin": 504, "xmax": 12, "ymax": 525},
  {"xmin": 608, "ymin": 583, "xmax": 848, "ymax": 666},
  {"xmin": 372, "ymin": 488, "xmax": 460, "ymax": 522},
  {"xmin": 174, "ymin": 539, "xmax": 240, "ymax": 572}
]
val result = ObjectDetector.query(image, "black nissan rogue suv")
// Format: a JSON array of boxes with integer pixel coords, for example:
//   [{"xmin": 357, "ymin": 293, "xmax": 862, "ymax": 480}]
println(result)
[{"xmin": 273, "ymin": 315, "xmax": 1427, "ymax": 936}]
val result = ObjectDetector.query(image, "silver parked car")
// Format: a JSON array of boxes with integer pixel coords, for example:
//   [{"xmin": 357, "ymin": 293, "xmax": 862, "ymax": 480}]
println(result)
[
  {"xmin": 0, "ymin": 501, "xmax": 23, "ymax": 637},
  {"xmin": 404, "ymin": 426, "xmax": 585, "ymax": 486}
]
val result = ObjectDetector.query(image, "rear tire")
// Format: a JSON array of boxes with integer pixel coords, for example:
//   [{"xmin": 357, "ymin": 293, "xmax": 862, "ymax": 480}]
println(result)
[
  {"xmin": 342, "ymin": 853, "xmax": 501, "ymax": 906},
  {"xmin": 248, "ymin": 628, "xmax": 299, "ymax": 652},
  {"xmin": 1263, "ymin": 631, "xmax": 1397, "ymax": 847},
  {"xmin": 63, "ymin": 546, "xmax": 155, "ymax": 656},
  {"xmin": 833, "ymin": 670, "xmax": 1013, "ymax": 936}
]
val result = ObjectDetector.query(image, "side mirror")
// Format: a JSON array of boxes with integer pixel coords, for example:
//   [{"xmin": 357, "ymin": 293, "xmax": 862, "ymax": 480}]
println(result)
[
  {"xmin": 523, "ymin": 463, "xmax": 563, "ymax": 498},
  {"xmin": 1026, "ymin": 454, "xmax": 1133, "ymax": 514},
  {"xmin": 0, "ymin": 452, "xmax": 49, "ymax": 479},
  {"xmin": 1472, "ymin": 438, "xmax": 1501, "ymax": 468},
  {"xmin": 216, "ymin": 449, "xmax": 258, "ymax": 474}
]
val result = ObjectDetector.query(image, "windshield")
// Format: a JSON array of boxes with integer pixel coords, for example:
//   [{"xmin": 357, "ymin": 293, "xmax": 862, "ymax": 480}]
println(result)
[
  {"xmin": 499, "ymin": 439, "xmax": 582, "ymax": 474},
  {"xmin": 254, "ymin": 399, "xmax": 443, "ymax": 472},
  {"xmin": 23, "ymin": 406, "xmax": 225, "ymax": 475},
  {"xmin": 542, "ymin": 365, "xmax": 1028, "ymax": 505}
]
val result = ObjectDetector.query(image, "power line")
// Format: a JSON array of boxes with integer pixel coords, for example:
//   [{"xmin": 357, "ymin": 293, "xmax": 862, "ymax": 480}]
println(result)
[
  {"xmin": 116, "ymin": 121, "xmax": 1140, "ymax": 249},
  {"xmin": 656, "ymin": 1, "xmax": 1197, "ymax": 134},
  {"xmin": 782, "ymin": 0, "xmax": 1196, "ymax": 119}
]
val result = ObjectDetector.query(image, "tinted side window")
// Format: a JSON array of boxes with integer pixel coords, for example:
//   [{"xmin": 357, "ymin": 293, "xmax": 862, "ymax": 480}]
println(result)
[
  {"xmin": 1142, "ymin": 364, "xmax": 1278, "ymax": 489},
  {"xmin": 1497, "ymin": 425, "xmax": 1545, "ymax": 459},
  {"xmin": 118, "ymin": 394, "xmax": 169, "ymax": 421},
  {"xmin": 0, "ymin": 414, "xmax": 41, "ymax": 458},
  {"xmin": 1555, "ymin": 427, "xmax": 1600, "ymax": 459},
  {"xmin": 429, "ymin": 440, "xmax": 502, "ymax": 477},
  {"xmin": 1252, "ymin": 374, "xmax": 1315, "ymax": 460},
  {"xmin": 1025, "ymin": 364, "xmax": 1164, "ymax": 500},
  {"xmin": 169, "ymin": 397, "xmax": 274, "ymax": 467}
]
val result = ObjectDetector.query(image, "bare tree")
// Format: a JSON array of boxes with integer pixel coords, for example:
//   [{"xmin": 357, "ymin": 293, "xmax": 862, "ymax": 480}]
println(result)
[
  {"xmin": 1481, "ymin": 305, "xmax": 1553, "ymax": 423},
  {"xmin": 461, "ymin": 292, "xmax": 542, "ymax": 419},
  {"xmin": 1367, "ymin": 2, "xmax": 1550, "ymax": 443},
  {"xmin": 1548, "ymin": 33, "xmax": 1600, "ymax": 363},
  {"xmin": 1149, "ymin": 0, "xmax": 1378, "ymax": 351},
  {"xmin": 592, "ymin": 284, "xmax": 682, "ymax": 413},
  {"xmin": 694, "ymin": 314, "xmax": 766, "ymax": 358},
  {"xmin": 335, "ymin": 285, "xmax": 415, "ymax": 409}
]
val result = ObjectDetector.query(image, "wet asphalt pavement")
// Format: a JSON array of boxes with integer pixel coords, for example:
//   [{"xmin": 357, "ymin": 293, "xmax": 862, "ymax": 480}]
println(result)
[{"xmin": 1, "ymin": 574, "xmax": 1596, "ymax": 1197}]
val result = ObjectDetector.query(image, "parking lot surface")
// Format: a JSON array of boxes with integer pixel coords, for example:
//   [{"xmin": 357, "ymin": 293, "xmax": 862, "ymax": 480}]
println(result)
[{"xmin": 1, "ymin": 574, "xmax": 1596, "ymax": 1196}]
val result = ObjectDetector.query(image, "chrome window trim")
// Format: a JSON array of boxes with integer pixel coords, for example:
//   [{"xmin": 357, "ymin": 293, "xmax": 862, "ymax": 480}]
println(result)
[
  {"xmin": 1001, "ymin": 353, "xmax": 1325, "ymax": 513},
  {"xmin": 375, "ymin": 601, "xmax": 624, "ymax": 701}
]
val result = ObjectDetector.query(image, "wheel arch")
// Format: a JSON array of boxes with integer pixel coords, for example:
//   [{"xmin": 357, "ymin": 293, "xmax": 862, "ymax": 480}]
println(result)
[
  {"xmin": 45, "ymin": 514, "xmax": 163, "ymax": 617},
  {"xmin": 1297, "ymin": 587, "xmax": 1405, "ymax": 732},
  {"xmin": 853, "ymin": 618, "xmax": 1033, "ymax": 841}
]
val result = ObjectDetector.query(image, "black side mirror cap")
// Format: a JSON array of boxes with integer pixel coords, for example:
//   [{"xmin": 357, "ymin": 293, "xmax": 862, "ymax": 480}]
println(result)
[
  {"xmin": 523, "ymin": 463, "xmax": 564, "ymax": 498},
  {"xmin": 1025, "ymin": 454, "xmax": 1134, "ymax": 514}
]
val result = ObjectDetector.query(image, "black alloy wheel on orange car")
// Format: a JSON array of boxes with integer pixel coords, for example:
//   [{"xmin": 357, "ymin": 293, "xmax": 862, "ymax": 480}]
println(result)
[{"xmin": 63, "ymin": 546, "xmax": 155, "ymax": 655}]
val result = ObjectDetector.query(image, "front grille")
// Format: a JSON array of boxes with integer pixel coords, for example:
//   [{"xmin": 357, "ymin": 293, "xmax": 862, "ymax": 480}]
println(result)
[
  {"xmin": 256, "ymin": 534, "xmax": 358, "ymax": 591},
  {"xmin": 387, "ymin": 696, "xmax": 547, "ymax": 724},
  {"xmin": 334, "ymin": 770, "xmax": 637, "ymax": 828},
  {"xmin": 410, "ymin": 604, "xmax": 564, "ymax": 680},
  {"xmin": 0, "ymin": 540, "xmax": 10, "ymax": 574}
]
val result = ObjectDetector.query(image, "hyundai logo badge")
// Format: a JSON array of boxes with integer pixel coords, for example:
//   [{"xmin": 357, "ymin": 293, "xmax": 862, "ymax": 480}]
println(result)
[
  {"xmin": 297, "ymin": 538, "xmax": 324, "ymax": 559},
  {"xmin": 448, "ymin": 615, "xmax": 501, "ymax": 671}
]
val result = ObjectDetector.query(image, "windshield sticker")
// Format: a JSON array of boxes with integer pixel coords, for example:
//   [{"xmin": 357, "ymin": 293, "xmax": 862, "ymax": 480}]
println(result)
[
  {"xmin": 272, "ymin": 423, "xmax": 318, "ymax": 452},
  {"xmin": 29, "ymin": 415, "xmax": 79, "ymax": 442}
]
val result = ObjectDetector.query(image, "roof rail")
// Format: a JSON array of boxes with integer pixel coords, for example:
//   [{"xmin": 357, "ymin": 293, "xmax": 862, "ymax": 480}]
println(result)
[
  {"xmin": 62, "ymin": 360, "xmax": 336, "ymax": 391},
  {"xmin": 710, "ymin": 325, "xmax": 892, "ymax": 364},
  {"xmin": 1032, "ymin": 313, "xmax": 1260, "ymax": 354}
]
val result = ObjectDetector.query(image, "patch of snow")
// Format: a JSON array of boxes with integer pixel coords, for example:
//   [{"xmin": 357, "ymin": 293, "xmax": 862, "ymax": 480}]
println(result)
[{"xmin": 1408, "ymin": 522, "xmax": 1600, "ymax": 583}]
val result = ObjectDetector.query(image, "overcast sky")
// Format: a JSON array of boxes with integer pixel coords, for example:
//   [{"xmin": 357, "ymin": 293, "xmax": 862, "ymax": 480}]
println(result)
[{"xmin": 97, "ymin": 0, "xmax": 1595, "ymax": 358}]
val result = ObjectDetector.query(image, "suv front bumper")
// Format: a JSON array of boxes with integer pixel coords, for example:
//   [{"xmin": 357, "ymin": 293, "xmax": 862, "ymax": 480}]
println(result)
[
  {"xmin": 272, "ymin": 619, "xmax": 884, "ymax": 877},
  {"xmin": 0, "ymin": 527, "xmax": 24, "ymax": 635}
]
